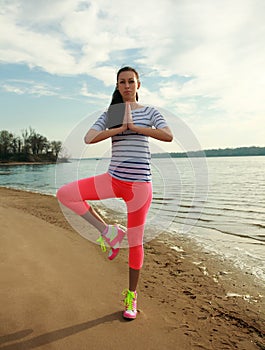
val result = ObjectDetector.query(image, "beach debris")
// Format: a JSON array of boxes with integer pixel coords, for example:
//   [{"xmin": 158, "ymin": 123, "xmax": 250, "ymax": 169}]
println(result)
[
  {"xmin": 211, "ymin": 270, "xmax": 234, "ymax": 283},
  {"xmin": 226, "ymin": 292, "xmax": 245, "ymax": 298},
  {"xmin": 218, "ymin": 270, "xmax": 231, "ymax": 276},
  {"xmin": 199, "ymin": 266, "xmax": 209, "ymax": 276},
  {"xmin": 225, "ymin": 292, "xmax": 260, "ymax": 302},
  {"xmin": 191, "ymin": 261, "xmax": 210, "ymax": 276},
  {"xmin": 170, "ymin": 245, "xmax": 184, "ymax": 253}
]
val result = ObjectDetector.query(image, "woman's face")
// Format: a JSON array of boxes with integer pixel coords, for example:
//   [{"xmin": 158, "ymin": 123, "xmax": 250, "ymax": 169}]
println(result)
[{"xmin": 117, "ymin": 71, "xmax": 140, "ymax": 102}]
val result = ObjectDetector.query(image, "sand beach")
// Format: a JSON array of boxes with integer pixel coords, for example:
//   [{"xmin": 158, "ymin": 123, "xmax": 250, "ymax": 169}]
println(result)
[{"xmin": 0, "ymin": 187, "xmax": 264, "ymax": 349}]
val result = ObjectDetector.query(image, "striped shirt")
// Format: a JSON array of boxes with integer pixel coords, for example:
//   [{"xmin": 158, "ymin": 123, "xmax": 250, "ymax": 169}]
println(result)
[{"xmin": 91, "ymin": 106, "xmax": 168, "ymax": 182}]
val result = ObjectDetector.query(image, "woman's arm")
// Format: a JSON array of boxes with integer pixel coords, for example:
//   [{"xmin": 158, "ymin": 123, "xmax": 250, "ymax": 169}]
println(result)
[
  {"xmin": 84, "ymin": 122, "xmax": 127, "ymax": 144},
  {"xmin": 128, "ymin": 125, "xmax": 173, "ymax": 142},
  {"xmin": 125, "ymin": 102, "xmax": 173, "ymax": 142}
]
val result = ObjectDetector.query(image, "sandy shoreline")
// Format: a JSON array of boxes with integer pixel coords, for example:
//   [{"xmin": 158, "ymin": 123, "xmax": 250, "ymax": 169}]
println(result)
[{"xmin": 0, "ymin": 187, "xmax": 264, "ymax": 349}]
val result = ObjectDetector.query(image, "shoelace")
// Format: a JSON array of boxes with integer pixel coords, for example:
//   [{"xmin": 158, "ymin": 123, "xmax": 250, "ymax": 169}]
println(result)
[
  {"xmin": 122, "ymin": 289, "xmax": 136, "ymax": 311},
  {"xmin": 96, "ymin": 235, "xmax": 106, "ymax": 252}
]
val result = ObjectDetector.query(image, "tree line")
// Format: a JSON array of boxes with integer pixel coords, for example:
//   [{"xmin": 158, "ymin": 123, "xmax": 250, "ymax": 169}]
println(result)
[{"xmin": 0, "ymin": 127, "xmax": 62, "ymax": 163}]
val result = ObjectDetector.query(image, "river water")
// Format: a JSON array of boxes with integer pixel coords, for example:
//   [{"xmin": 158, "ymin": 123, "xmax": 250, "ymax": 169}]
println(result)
[{"xmin": 0, "ymin": 156, "xmax": 264, "ymax": 283}]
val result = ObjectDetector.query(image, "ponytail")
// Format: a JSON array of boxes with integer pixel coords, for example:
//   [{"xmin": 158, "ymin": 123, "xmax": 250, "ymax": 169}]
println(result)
[
  {"xmin": 110, "ymin": 88, "xmax": 123, "ymax": 105},
  {"xmin": 106, "ymin": 89, "xmax": 125, "ymax": 129}
]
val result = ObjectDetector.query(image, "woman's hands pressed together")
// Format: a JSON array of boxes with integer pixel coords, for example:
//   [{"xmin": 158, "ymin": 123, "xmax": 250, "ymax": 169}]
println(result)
[
  {"xmin": 122, "ymin": 102, "xmax": 173, "ymax": 142},
  {"xmin": 85, "ymin": 102, "xmax": 173, "ymax": 144},
  {"xmin": 123, "ymin": 102, "xmax": 135, "ymax": 131}
]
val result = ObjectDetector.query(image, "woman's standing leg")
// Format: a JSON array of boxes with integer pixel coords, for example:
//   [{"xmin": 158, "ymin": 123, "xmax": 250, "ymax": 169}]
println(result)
[
  {"xmin": 126, "ymin": 181, "xmax": 152, "ymax": 273},
  {"xmin": 122, "ymin": 181, "xmax": 152, "ymax": 319}
]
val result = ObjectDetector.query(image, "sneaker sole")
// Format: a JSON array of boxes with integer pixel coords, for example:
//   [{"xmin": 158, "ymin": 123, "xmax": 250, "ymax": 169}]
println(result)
[{"xmin": 122, "ymin": 312, "xmax": 137, "ymax": 320}]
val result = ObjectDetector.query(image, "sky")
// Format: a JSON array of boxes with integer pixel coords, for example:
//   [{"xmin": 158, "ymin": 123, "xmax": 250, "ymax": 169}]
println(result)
[{"xmin": 1, "ymin": 0, "xmax": 265, "ymax": 156}]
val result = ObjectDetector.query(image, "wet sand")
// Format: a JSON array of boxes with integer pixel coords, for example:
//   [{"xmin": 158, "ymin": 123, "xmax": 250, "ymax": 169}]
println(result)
[{"xmin": 0, "ymin": 187, "xmax": 264, "ymax": 349}]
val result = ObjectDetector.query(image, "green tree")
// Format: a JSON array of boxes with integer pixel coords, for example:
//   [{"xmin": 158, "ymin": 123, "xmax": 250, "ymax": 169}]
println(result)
[
  {"xmin": 0, "ymin": 130, "xmax": 14, "ymax": 160},
  {"xmin": 28, "ymin": 127, "xmax": 48, "ymax": 155},
  {"xmin": 21, "ymin": 128, "xmax": 30, "ymax": 154},
  {"xmin": 0, "ymin": 127, "xmax": 65, "ymax": 163},
  {"xmin": 50, "ymin": 140, "xmax": 62, "ymax": 158}
]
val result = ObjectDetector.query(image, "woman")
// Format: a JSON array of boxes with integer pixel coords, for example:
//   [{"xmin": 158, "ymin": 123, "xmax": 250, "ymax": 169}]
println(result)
[{"xmin": 57, "ymin": 66, "xmax": 173, "ymax": 320}]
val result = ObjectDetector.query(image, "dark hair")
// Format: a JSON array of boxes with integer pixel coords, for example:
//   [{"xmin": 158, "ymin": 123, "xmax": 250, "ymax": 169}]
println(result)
[{"xmin": 106, "ymin": 67, "xmax": 139, "ymax": 129}]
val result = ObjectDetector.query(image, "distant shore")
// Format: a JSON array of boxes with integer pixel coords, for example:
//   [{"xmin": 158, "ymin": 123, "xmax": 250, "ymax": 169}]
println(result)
[
  {"xmin": 153, "ymin": 146, "xmax": 265, "ymax": 158},
  {"xmin": 1, "ymin": 146, "xmax": 265, "ymax": 165},
  {"xmin": 0, "ymin": 159, "xmax": 70, "ymax": 166},
  {"xmin": 0, "ymin": 161, "xmax": 56, "ymax": 166}
]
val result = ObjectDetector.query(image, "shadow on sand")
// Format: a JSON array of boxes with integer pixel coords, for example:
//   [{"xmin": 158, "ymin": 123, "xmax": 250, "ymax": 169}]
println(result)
[{"xmin": 0, "ymin": 311, "xmax": 126, "ymax": 349}]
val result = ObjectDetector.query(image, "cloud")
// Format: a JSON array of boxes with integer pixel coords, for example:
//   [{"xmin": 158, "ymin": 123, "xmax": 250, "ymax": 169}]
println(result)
[
  {"xmin": 80, "ymin": 82, "xmax": 110, "ymax": 100},
  {"xmin": 1, "ymin": 0, "xmax": 265, "ymax": 147},
  {"xmin": 0, "ymin": 1, "xmax": 138, "ymax": 77},
  {"xmin": 1, "ymin": 79, "xmax": 60, "ymax": 97}
]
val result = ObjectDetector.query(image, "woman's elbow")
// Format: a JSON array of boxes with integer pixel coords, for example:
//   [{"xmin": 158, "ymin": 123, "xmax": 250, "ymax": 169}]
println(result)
[
  {"xmin": 164, "ymin": 130, "xmax": 173, "ymax": 142},
  {"xmin": 84, "ymin": 137, "xmax": 98, "ymax": 144},
  {"xmin": 84, "ymin": 129, "xmax": 98, "ymax": 144},
  {"xmin": 84, "ymin": 136, "xmax": 93, "ymax": 144},
  {"xmin": 161, "ymin": 127, "xmax": 173, "ymax": 142},
  {"xmin": 165, "ymin": 135, "xmax": 173, "ymax": 142}
]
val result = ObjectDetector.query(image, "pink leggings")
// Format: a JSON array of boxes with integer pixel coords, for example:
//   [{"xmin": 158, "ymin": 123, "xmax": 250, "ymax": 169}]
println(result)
[{"xmin": 56, "ymin": 173, "xmax": 153, "ymax": 270}]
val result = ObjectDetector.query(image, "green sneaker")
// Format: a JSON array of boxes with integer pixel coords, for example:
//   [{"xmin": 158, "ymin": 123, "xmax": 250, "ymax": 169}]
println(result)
[
  {"xmin": 122, "ymin": 289, "xmax": 138, "ymax": 320},
  {"xmin": 97, "ymin": 224, "xmax": 126, "ymax": 260}
]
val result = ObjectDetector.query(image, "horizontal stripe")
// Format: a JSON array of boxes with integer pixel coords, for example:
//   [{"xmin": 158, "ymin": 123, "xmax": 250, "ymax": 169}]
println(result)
[
  {"xmin": 109, "ymin": 166, "xmax": 151, "ymax": 175},
  {"xmin": 112, "ymin": 143, "xmax": 149, "ymax": 149},
  {"xmin": 112, "ymin": 138, "xmax": 148, "ymax": 144},
  {"xmin": 108, "ymin": 170, "xmax": 151, "ymax": 182},
  {"xmin": 110, "ymin": 159, "xmax": 150, "ymax": 165},
  {"xmin": 109, "ymin": 168, "xmax": 151, "ymax": 176},
  {"xmin": 112, "ymin": 148, "xmax": 150, "ymax": 154},
  {"xmin": 111, "ymin": 162, "xmax": 151, "ymax": 169}
]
